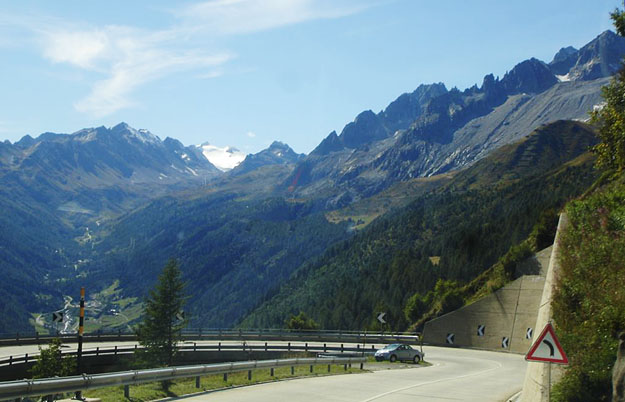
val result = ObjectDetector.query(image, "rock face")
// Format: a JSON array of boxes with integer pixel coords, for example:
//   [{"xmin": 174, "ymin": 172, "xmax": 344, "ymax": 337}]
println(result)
[
  {"xmin": 568, "ymin": 30, "xmax": 625, "ymax": 80},
  {"xmin": 550, "ymin": 46, "xmax": 579, "ymax": 75},
  {"xmin": 614, "ymin": 332, "xmax": 625, "ymax": 402}
]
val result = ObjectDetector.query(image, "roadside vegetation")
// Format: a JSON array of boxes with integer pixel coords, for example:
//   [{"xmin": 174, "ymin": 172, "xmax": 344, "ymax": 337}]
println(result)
[
  {"xmin": 549, "ymin": 8, "xmax": 625, "ymax": 401},
  {"xmin": 81, "ymin": 364, "xmax": 365, "ymax": 402},
  {"xmin": 552, "ymin": 177, "xmax": 625, "ymax": 401}
]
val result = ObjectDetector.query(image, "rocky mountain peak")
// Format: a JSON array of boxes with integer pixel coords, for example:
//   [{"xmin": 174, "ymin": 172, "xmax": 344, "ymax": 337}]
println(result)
[
  {"xmin": 231, "ymin": 141, "xmax": 303, "ymax": 176},
  {"xmin": 310, "ymin": 131, "xmax": 343, "ymax": 156},
  {"xmin": 111, "ymin": 122, "xmax": 160, "ymax": 145},
  {"xmin": 567, "ymin": 30, "xmax": 625, "ymax": 80},
  {"xmin": 550, "ymin": 46, "xmax": 579, "ymax": 75},
  {"xmin": 339, "ymin": 110, "xmax": 387, "ymax": 149},
  {"xmin": 501, "ymin": 58, "xmax": 558, "ymax": 95}
]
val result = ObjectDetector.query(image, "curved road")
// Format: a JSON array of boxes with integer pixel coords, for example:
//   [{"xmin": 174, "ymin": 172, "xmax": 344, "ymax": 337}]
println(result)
[
  {"xmin": 0, "ymin": 341, "xmax": 526, "ymax": 401},
  {"xmin": 171, "ymin": 346, "xmax": 526, "ymax": 402}
]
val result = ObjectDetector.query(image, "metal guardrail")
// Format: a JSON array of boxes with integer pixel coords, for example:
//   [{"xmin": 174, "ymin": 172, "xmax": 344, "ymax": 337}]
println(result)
[
  {"xmin": 0, "ymin": 342, "xmax": 379, "ymax": 368},
  {"xmin": 0, "ymin": 328, "xmax": 420, "ymax": 347},
  {"xmin": 0, "ymin": 356, "xmax": 366, "ymax": 400}
]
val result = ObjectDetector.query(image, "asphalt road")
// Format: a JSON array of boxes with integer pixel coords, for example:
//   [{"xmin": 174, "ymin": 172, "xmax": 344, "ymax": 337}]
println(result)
[
  {"xmin": 0, "ymin": 341, "xmax": 526, "ymax": 401},
  {"xmin": 169, "ymin": 346, "xmax": 526, "ymax": 402}
]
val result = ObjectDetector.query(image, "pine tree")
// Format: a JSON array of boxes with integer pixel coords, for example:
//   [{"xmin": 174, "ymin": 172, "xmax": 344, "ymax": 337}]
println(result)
[{"xmin": 135, "ymin": 259, "xmax": 188, "ymax": 368}]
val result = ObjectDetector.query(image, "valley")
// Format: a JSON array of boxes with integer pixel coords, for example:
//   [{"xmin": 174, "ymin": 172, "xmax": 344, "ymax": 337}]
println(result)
[{"xmin": 0, "ymin": 29, "xmax": 623, "ymax": 339}]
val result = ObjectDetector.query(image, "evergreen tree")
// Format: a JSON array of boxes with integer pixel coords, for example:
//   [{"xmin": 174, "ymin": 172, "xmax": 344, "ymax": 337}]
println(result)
[{"xmin": 136, "ymin": 259, "xmax": 188, "ymax": 368}]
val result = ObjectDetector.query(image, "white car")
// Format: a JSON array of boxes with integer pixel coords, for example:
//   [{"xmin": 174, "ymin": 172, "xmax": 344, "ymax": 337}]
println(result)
[{"xmin": 374, "ymin": 343, "xmax": 424, "ymax": 363}]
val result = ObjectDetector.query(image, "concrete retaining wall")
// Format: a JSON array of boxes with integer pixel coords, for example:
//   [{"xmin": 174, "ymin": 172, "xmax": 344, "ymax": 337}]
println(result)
[
  {"xmin": 423, "ymin": 274, "xmax": 545, "ymax": 354},
  {"xmin": 519, "ymin": 213, "xmax": 568, "ymax": 402}
]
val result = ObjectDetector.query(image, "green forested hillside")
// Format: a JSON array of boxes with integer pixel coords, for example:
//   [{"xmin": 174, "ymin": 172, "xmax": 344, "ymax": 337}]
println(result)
[
  {"xmin": 0, "ymin": 190, "xmax": 77, "ymax": 333},
  {"xmin": 240, "ymin": 121, "xmax": 599, "ymax": 330},
  {"xmin": 85, "ymin": 192, "xmax": 352, "ymax": 328}
]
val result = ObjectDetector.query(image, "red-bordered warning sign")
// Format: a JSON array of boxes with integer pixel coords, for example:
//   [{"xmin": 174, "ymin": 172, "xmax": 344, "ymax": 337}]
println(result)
[{"xmin": 525, "ymin": 322, "xmax": 569, "ymax": 364}]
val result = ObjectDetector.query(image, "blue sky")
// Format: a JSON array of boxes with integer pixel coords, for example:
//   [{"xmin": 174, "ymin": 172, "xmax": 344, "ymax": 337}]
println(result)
[{"xmin": 0, "ymin": 0, "xmax": 619, "ymax": 154}]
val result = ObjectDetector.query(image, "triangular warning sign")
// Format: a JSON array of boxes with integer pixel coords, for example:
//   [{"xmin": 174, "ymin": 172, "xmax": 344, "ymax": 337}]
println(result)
[{"xmin": 525, "ymin": 323, "xmax": 568, "ymax": 364}]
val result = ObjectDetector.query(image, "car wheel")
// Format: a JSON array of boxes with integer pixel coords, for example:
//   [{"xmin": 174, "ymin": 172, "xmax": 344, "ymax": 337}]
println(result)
[
  {"xmin": 390, "ymin": 355, "xmax": 397, "ymax": 363},
  {"xmin": 413, "ymin": 354, "xmax": 421, "ymax": 364}
]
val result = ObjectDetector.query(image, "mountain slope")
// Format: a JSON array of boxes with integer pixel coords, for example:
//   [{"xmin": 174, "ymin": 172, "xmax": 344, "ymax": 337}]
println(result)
[
  {"xmin": 0, "ymin": 123, "xmax": 220, "ymax": 225},
  {"xmin": 85, "ymin": 194, "xmax": 351, "ymax": 328},
  {"xmin": 240, "ymin": 120, "xmax": 599, "ymax": 330},
  {"xmin": 281, "ymin": 31, "xmax": 623, "ymax": 206}
]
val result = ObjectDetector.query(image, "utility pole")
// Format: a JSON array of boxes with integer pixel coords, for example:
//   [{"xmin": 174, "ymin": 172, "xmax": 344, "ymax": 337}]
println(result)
[{"xmin": 75, "ymin": 287, "xmax": 85, "ymax": 401}]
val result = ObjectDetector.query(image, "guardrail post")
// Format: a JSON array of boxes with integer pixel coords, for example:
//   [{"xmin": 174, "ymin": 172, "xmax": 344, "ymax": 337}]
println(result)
[
  {"xmin": 288, "ymin": 342, "xmax": 291, "ymax": 352},
  {"xmin": 327, "ymin": 364, "xmax": 331, "ymax": 372},
  {"xmin": 291, "ymin": 366, "xmax": 294, "ymax": 375},
  {"xmin": 124, "ymin": 384, "xmax": 130, "ymax": 399},
  {"xmin": 265, "ymin": 342, "xmax": 268, "ymax": 351},
  {"xmin": 360, "ymin": 362, "xmax": 364, "ymax": 370},
  {"xmin": 223, "ymin": 373, "xmax": 228, "ymax": 382},
  {"xmin": 270, "ymin": 367, "xmax": 274, "ymax": 376},
  {"xmin": 305, "ymin": 342, "xmax": 308, "ymax": 352},
  {"xmin": 218, "ymin": 342, "xmax": 221, "ymax": 351},
  {"xmin": 96, "ymin": 347, "xmax": 99, "ymax": 356},
  {"xmin": 341, "ymin": 344, "xmax": 344, "ymax": 353},
  {"xmin": 195, "ymin": 376, "xmax": 200, "ymax": 388},
  {"xmin": 344, "ymin": 364, "xmax": 347, "ymax": 371},
  {"xmin": 247, "ymin": 370, "xmax": 252, "ymax": 381},
  {"xmin": 324, "ymin": 343, "xmax": 326, "ymax": 353},
  {"xmin": 115, "ymin": 346, "xmax": 118, "ymax": 355},
  {"xmin": 24, "ymin": 353, "xmax": 28, "ymax": 364},
  {"xmin": 194, "ymin": 342, "xmax": 197, "ymax": 352},
  {"xmin": 309, "ymin": 365, "xmax": 313, "ymax": 373},
  {"xmin": 349, "ymin": 363, "xmax": 352, "ymax": 369}
]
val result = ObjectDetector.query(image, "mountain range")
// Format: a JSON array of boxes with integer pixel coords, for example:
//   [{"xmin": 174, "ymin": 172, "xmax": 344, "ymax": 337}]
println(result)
[{"xmin": 0, "ymin": 30, "xmax": 623, "ymax": 333}]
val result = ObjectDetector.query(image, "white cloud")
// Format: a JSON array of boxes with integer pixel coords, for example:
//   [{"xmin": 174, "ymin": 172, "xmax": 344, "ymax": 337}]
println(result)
[
  {"xmin": 246, "ymin": 131, "xmax": 256, "ymax": 138},
  {"xmin": 1, "ymin": 1, "xmax": 372, "ymax": 117},
  {"xmin": 198, "ymin": 70, "xmax": 224, "ymax": 79},
  {"xmin": 43, "ymin": 29, "xmax": 109, "ymax": 69},
  {"xmin": 176, "ymin": 0, "xmax": 369, "ymax": 35},
  {"xmin": 35, "ymin": 24, "xmax": 234, "ymax": 117}
]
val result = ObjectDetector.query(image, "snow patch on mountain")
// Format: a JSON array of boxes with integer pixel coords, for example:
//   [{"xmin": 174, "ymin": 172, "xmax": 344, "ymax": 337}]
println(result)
[{"xmin": 197, "ymin": 143, "xmax": 246, "ymax": 171}]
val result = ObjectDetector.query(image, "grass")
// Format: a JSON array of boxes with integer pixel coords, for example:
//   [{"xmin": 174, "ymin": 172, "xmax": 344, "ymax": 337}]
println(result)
[
  {"xmin": 365, "ymin": 356, "xmax": 432, "ymax": 367},
  {"xmin": 81, "ymin": 364, "xmax": 366, "ymax": 401}
]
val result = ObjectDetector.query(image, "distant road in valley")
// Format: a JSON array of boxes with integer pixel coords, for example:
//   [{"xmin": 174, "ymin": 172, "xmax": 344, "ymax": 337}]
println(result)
[{"xmin": 172, "ymin": 346, "xmax": 526, "ymax": 402}]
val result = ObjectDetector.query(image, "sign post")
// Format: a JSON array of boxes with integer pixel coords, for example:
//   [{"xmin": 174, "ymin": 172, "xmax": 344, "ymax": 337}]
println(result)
[
  {"xmin": 75, "ymin": 287, "xmax": 85, "ymax": 401},
  {"xmin": 525, "ymin": 322, "xmax": 568, "ymax": 401},
  {"xmin": 52, "ymin": 311, "xmax": 63, "ymax": 335}
]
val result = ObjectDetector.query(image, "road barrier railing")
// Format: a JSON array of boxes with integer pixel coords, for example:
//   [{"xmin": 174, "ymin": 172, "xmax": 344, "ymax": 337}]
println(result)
[
  {"xmin": 0, "ymin": 342, "xmax": 379, "ymax": 368},
  {"xmin": 0, "ymin": 328, "xmax": 419, "ymax": 347},
  {"xmin": 0, "ymin": 356, "xmax": 366, "ymax": 400}
]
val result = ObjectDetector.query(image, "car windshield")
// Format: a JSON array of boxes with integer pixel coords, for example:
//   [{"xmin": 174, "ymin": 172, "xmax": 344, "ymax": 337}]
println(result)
[{"xmin": 382, "ymin": 344, "xmax": 401, "ymax": 350}]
